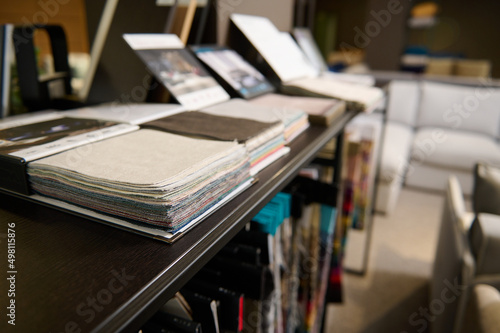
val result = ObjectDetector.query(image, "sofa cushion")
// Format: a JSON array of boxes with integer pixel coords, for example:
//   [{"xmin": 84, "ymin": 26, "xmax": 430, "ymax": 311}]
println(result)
[
  {"xmin": 405, "ymin": 163, "xmax": 474, "ymax": 194},
  {"xmin": 379, "ymin": 122, "xmax": 414, "ymax": 183},
  {"xmin": 473, "ymin": 163, "xmax": 500, "ymax": 216},
  {"xmin": 470, "ymin": 213, "xmax": 500, "ymax": 276},
  {"xmin": 417, "ymin": 81, "xmax": 500, "ymax": 138},
  {"xmin": 386, "ymin": 80, "xmax": 421, "ymax": 127},
  {"xmin": 411, "ymin": 127, "xmax": 500, "ymax": 171}
]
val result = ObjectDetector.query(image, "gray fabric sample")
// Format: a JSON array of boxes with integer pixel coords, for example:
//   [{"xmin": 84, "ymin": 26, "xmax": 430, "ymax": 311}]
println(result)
[{"xmin": 28, "ymin": 129, "xmax": 251, "ymax": 230}]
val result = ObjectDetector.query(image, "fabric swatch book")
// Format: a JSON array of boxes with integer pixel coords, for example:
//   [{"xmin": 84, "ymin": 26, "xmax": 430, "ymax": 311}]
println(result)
[
  {"xmin": 0, "ymin": 112, "xmax": 138, "ymax": 194},
  {"xmin": 25, "ymin": 129, "xmax": 253, "ymax": 242},
  {"xmin": 142, "ymin": 99, "xmax": 289, "ymax": 175},
  {"xmin": 201, "ymin": 98, "xmax": 308, "ymax": 170},
  {"xmin": 190, "ymin": 44, "xmax": 345, "ymax": 127},
  {"xmin": 206, "ymin": 99, "xmax": 308, "ymax": 147},
  {"xmin": 229, "ymin": 14, "xmax": 384, "ymax": 112}
]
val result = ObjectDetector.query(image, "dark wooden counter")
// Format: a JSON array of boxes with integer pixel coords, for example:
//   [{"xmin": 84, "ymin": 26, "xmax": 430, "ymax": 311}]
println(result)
[{"xmin": 0, "ymin": 110, "xmax": 357, "ymax": 333}]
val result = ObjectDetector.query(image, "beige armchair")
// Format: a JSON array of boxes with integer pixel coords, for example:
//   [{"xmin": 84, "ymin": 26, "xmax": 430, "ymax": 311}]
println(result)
[
  {"xmin": 430, "ymin": 175, "xmax": 500, "ymax": 333},
  {"xmin": 462, "ymin": 284, "xmax": 500, "ymax": 333},
  {"xmin": 430, "ymin": 176, "xmax": 475, "ymax": 333}
]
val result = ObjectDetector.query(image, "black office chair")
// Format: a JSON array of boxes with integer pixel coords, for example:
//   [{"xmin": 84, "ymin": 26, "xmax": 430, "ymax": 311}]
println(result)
[{"xmin": 13, "ymin": 24, "xmax": 80, "ymax": 111}]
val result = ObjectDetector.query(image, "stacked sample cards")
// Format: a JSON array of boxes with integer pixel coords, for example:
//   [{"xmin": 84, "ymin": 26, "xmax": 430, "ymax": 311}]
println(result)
[
  {"xmin": 249, "ymin": 93, "xmax": 346, "ymax": 126},
  {"xmin": 27, "ymin": 129, "xmax": 251, "ymax": 232}
]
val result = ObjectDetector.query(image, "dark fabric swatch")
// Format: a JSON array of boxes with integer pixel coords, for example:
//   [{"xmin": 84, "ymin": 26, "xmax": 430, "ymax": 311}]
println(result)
[{"xmin": 142, "ymin": 111, "xmax": 280, "ymax": 143}]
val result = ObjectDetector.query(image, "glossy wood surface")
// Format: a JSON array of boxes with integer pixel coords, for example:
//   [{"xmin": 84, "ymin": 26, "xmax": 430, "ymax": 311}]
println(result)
[{"xmin": 0, "ymin": 111, "xmax": 357, "ymax": 333}]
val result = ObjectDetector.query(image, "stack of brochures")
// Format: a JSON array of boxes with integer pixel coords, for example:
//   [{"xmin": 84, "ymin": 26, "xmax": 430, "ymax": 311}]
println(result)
[{"xmin": 27, "ymin": 129, "xmax": 252, "ymax": 231}]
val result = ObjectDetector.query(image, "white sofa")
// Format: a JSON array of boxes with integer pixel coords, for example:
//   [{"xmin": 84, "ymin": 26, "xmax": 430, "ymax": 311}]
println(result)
[{"xmin": 376, "ymin": 79, "xmax": 500, "ymax": 214}]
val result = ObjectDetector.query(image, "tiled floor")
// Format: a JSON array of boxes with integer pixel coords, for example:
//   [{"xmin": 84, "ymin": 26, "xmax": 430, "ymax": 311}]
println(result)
[{"xmin": 326, "ymin": 187, "xmax": 446, "ymax": 333}]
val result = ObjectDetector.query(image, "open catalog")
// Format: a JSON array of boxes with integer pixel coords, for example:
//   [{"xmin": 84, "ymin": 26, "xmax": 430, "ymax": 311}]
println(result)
[
  {"xmin": 229, "ymin": 14, "xmax": 384, "ymax": 112},
  {"xmin": 191, "ymin": 44, "xmax": 346, "ymax": 127}
]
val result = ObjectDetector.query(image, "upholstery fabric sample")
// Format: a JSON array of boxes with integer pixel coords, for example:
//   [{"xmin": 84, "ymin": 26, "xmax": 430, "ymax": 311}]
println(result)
[
  {"xmin": 28, "ymin": 129, "xmax": 251, "ymax": 230},
  {"xmin": 143, "ymin": 111, "xmax": 279, "ymax": 143}
]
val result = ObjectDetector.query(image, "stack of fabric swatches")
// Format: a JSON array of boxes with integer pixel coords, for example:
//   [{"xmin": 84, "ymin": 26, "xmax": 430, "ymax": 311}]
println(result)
[
  {"xmin": 143, "ymin": 99, "xmax": 299, "ymax": 175},
  {"xmin": 27, "ymin": 129, "xmax": 251, "ymax": 232},
  {"xmin": 203, "ymin": 99, "xmax": 308, "ymax": 144}
]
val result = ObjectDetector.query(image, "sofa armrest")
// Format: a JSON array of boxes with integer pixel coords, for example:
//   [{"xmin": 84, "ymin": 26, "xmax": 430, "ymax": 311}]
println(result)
[{"xmin": 379, "ymin": 122, "xmax": 414, "ymax": 183}]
